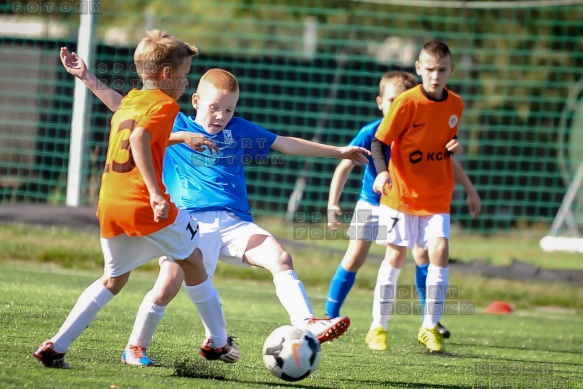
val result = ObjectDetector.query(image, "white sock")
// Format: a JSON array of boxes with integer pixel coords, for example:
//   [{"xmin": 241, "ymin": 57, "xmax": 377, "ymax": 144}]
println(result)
[
  {"xmin": 273, "ymin": 270, "xmax": 314, "ymax": 327},
  {"xmin": 126, "ymin": 290, "xmax": 166, "ymax": 348},
  {"xmin": 51, "ymin": 280, "xmax": 114, "ymax": 353},
  {"xmin": 422, "ymin": 264, "xmax": 449, "ymax": 329},
  {"xmin": 370, "ymin": 261, "xmax": 401, "ymax": 331},
  {"xmin": 184, "ymin": 277, "xmax": 227, "ymax": 348}
]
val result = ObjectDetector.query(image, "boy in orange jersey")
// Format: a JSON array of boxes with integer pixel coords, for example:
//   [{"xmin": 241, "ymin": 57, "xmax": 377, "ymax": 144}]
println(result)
[
  {"xmin": 325, "ymin": 71, "xmax": 481, "ymax": 351},
  {"xmin": 370, "ymin": 41, "xmax": 463, "ymax": 353},
  {"xmin": 33, "ymin": 30, "xmax": 240, "ymax": 368}
]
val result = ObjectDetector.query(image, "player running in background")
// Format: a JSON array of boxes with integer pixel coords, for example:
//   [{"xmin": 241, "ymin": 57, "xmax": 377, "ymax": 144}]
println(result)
[
  {"xmin": 370, "ymin": 41, "xmax": 465, "ymax": 353},
  {"xmin": 60, "ymin": 49, "xmax": 370, "ymax": 366},
  {"xmin": 34, "ymin": 30, "xmax": 240, "ymax": 369},
  {"xmin": 325, "ymin": 70, "xmax": 481, "ymax": 351}
]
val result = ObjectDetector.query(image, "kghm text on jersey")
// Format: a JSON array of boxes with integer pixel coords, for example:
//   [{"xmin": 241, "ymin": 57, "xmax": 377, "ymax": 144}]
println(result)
[{"xmin": 408, "ymin": 149, "xmax": 452, "ymax": 164}]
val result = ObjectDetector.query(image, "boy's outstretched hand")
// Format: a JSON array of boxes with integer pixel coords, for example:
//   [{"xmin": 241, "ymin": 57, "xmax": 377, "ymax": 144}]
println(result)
[
  {"xmin": 188, "ymin": 134, "xmax": 221, "ymax": 155},
  {"xmin": 338, "ymin": 146, "xmax": 371, "ymax": 165},
  {"xmin": 60, "ymin": 47, "xmax": 88, "ymax": 79}
]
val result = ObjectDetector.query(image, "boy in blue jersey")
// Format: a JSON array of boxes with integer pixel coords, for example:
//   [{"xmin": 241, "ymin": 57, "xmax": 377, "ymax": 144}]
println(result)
[
  {"xmin": 60, "ymin": 49, "xmax": 369, "ymax": 366},
  {"xmin": 325, "ymin": 71, "xmax": 481, "ymax": 351}
]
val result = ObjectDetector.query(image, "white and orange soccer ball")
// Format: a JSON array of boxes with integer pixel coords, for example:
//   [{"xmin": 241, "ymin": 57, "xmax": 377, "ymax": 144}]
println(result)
[{"xmin": 262, "ymin": 325, "xmax": 321, "ymax": 382}]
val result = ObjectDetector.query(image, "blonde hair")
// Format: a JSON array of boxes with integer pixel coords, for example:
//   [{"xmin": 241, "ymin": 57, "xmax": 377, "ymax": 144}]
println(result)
[
  {"xmin": 134, "ymin": 29, "xmax": 198, "ymax": 81},
  {"xmin": 197, "ymin": 68, "xmax": 239, "ymax": 93},
  {"xmin": 379, "ymin": 71, "xmax": 418, "ymax": 96}
]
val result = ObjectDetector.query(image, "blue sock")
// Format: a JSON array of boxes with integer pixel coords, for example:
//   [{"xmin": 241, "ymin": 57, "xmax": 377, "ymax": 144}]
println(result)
[
  {"xmin": 325, "ymin": 264, "xmax": 356, "ymax": 318},
  {"xmin": 415, "ymin": 264, "xmax": 429, "ymax": 317}
]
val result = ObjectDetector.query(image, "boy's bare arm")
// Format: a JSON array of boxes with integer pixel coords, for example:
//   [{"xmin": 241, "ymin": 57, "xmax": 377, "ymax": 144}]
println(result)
[
  {"xmin": 168, "ymin": 131, "xmax": 220, "ymax": 154},
  {"xmin": 271, "ymin": 136, "xmax": 370, "ymax": 165},
  {"xmin": 129, "ymin": 127, "xmax": 169, "ymax": 222},
  {"xmin": 327, "ymin": 159, "xmax": 355, "ymax": 230},
  {"xmin": 452, "ymin": 158, "xmax": 481, "ymax": 218},
  {"xmin": 60, "ymin": 47, "xmax": 123, "ymax": 112}
]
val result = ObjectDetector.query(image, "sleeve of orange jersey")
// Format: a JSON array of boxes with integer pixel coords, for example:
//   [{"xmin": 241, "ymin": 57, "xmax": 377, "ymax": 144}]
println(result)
[
  {"xmin": 138, "ymin": 101, "xmax": 179, "ymax": 143},
  {"xmin": 374, "ymin": 97, "xmax": 412, "ymax": 145}
]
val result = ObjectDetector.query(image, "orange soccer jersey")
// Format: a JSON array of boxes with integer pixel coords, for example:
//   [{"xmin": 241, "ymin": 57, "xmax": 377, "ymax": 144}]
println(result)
[
  {"xmin": 97, "ymin": 89, "xmax": 180, "ymax": 238},
  {"xmin": 375, "ymin": 85, "xmax": 464, "ymax": 215}
]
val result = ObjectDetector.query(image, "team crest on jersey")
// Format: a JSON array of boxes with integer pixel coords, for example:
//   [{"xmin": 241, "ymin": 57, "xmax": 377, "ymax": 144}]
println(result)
[
  {"xmin": 449, "ymin": 115, "xmax": 458, "ymax": 128},
  {"xmin": 223, "ymin": 129, "xmax": 234, "ymax": 146}
]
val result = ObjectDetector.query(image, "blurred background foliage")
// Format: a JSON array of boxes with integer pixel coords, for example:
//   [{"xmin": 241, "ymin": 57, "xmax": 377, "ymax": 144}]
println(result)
[{"xmin": 1, "ymin": 0, "xmax": 582, "ymax": 235}]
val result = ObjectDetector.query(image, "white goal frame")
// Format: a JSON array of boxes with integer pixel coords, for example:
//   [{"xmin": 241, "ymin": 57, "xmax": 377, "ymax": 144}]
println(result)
[{"xmin": 540, "ymin": 160, "xmax": 583, "ymax": 253}]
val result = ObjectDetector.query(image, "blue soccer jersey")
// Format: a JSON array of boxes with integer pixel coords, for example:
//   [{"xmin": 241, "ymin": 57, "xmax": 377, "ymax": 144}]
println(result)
[
  {"xmin": 348, "ymin": 118, "xmax": 390, "ymax": 206},
  {"xmin": 163, "ymin": 112, "xmax": 277, "ymax": 221}
]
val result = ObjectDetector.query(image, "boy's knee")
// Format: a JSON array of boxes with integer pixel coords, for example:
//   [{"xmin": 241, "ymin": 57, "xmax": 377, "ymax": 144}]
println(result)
[
  {"xmin": 151, "ymin": 287, "xmax": 179, "ymax": 306},
  {"xmin": 427, "ymin": 238, "xmax": 449, "ymax": 266},
  {"xmin": 385, "ymin": 245, "xmax": 406, "ymax": 268},
  {"xmin": 432, "ymin": 240, "xmax": 448, "ymax": 255},
  {"xmin": 271, "ymin": 251, "xmax": 293, "ymax": 272},
  {"xmin": 100, "ymin": 273, "xmax": 129, "ymax": 295},
  {"xmin": 412, "ymin": 246, "xmax": 430, "ymax": 266}
]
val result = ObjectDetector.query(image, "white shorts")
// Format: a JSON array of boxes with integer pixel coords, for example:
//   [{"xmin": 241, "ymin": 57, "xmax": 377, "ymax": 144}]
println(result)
[
  {"xmin": 376, "ymin": 204, "xmax": 450, "ymax": 249},
  {"xmin": 345, "ymin": 200, "xmax": 380, "ymax": 241},
  {"xmin": 189, "ymin": 210, "xmax": 271, "ymax": 277},
  {"xmin": 101, "ymin": 209, "xmax": 200, "ymax": 277}
]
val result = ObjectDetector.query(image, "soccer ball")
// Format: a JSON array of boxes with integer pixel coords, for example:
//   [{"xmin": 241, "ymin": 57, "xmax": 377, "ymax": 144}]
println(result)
[{"xmin": 262, "ymin": 325, "xmax": 321, "ymax": 382}]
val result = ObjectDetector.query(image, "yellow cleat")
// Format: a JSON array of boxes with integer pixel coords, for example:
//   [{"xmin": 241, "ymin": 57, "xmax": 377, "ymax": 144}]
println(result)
[
  {"xmin": 365, "ymin": 326, "xmax": 388, "ymax": 351},
  {"xmin": 418, "ymin": 325, "xmax": 445, "ymax": 353}
]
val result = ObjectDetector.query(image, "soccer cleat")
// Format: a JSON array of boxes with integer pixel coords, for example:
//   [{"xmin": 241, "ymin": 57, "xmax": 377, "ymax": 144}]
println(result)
[
  {"xmin": 437, "ymin": 322, "xmax": 451, "ymax": 339},
  {"xmin": 303, "ymin": 316, "xmax": 350, "ymax": 343},
  {"xmin": 365, "ymin": 326, "xmax": 388, "ymax": 351},
  {"xmin": 199, "ymin": 336, "xmax": 241, "ymax": 363},
  {"xmin": 121, "ymin": 345, "xmax": 154, "ymax": 366},
  {"xmin": 418, "ymin": 325, "xmax": 445, "ymax": 353},
  {"xmin": 33, "ymin": 341, "xmax": 69, "ymax": 369}
]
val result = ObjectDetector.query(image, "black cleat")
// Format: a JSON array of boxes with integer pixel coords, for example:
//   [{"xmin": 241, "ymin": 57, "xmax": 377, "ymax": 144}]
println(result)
[
  {"xmin": 199, "ymin": 336, "xmax": 241, "ymax": 363},
  {"xmin": 33, "ymin": 341, "xmax": 69, "ymax": 368},
  {"xmin": 437, "ymin": 322, "xmax": 451, "ymax": 339}
]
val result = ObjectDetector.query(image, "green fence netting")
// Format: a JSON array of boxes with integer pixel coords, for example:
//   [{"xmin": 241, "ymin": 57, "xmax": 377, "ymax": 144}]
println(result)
[{"xmin": 0, "ymin": 0, "xmax": 582, "ymax": 235}]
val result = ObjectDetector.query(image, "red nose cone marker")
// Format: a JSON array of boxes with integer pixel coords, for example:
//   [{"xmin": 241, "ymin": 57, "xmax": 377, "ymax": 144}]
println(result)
[{"xmin": 485, "ymin": 301, "xmax": 513, "ymax": 314}]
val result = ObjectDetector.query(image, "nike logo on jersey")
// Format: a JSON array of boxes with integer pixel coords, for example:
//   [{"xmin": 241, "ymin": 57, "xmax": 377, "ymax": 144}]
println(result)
[{"xmin": 412, "ymin": 122, "xmax": 426, "ymax": 128}]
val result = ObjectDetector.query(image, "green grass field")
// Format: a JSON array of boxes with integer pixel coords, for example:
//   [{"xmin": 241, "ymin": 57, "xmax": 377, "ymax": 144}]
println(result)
[
  {"xmin": 2, "ymin": 223, "xmax": 582, "ymax": 313},
  {"xmin": 257, "ymin": 217, "xmax": 583, "ymax": 271},
  {"xmin": 1, "ymin": 261, "xmax": 581, "ymax": 389}
]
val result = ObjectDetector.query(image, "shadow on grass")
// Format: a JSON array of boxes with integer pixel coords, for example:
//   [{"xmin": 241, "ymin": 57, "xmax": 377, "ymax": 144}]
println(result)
[
  {"xmin": 173, "ymin": 358, "xmax": 226, "ymax": 380},
  {"xmin": 172, "ymin": 357, "xmax": 332, "ymax": 388}
]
